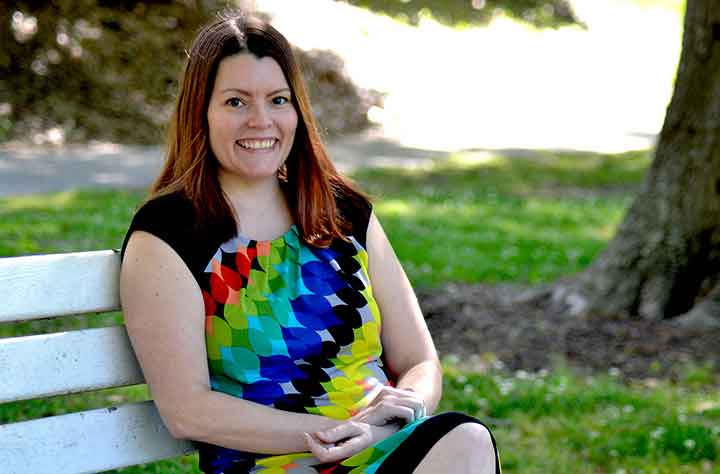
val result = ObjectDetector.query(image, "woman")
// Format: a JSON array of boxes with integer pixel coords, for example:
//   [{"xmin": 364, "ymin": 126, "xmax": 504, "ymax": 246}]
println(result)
[{"xmin": 120, "ymin": 11, "xmax": 501, "ymax": 474}]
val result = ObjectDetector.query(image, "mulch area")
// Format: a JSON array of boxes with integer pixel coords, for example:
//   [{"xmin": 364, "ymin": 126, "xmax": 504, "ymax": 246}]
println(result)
[{"xmin": 418, "ymin": 283, "xmax": 720, "ymax": 381}]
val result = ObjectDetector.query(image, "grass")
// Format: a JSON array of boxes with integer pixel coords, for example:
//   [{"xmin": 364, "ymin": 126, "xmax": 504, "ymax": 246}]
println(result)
[
  {"xmin": 0, "ymin": 150, "xmax": 648, "ymax": 288},
  {"xmin": 3, "ymin": 362, "xmax": 716, "ymax": 474},
  {"xmin": 354, "ymin": 149, "xmax": 646, "ymax": 286},
  {"xmin": 440, "ymin": 359, "xmax": 719, "ymax": 474},
  {"xmin": 3, "ymin": 147, "xmax": 718, "ymax": 473}
]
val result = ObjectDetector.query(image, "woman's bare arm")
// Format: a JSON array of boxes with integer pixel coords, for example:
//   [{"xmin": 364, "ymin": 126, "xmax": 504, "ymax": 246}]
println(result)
[
  {"xmin": 120, "ymin": 231, "xmax": 342, "ymax": 454},
  {"xmin": 366, "ymin": 213, "xmax": 443, "ymax": 413}
]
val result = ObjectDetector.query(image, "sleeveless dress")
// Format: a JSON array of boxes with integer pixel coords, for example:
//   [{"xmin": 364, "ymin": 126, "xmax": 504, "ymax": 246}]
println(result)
[{"xmin": 121, "ymin": 193, "xmax": 501, "ymax": 474}]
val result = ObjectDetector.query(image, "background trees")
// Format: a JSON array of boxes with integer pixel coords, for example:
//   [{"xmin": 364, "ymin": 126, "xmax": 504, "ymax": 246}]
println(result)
[
  {"xmin": 1, "ymin": 1, "xmax": 213, "ymax": 143},
  {"xmin": 0, "ymin": 0, "xmax": 580, "ymax": 144},
  {"xmin": 554, "ymin": 0, "xmax": 720, "ymax": 330}
]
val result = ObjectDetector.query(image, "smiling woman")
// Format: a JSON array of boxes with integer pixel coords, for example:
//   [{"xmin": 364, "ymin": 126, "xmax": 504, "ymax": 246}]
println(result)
[
  {"xmin": 119, "ymin": 10, "xmax": 501, "ymax": 474},
  {"xmin": 207, "ymin": 54, "xmax": 298, "ymax": 188}
]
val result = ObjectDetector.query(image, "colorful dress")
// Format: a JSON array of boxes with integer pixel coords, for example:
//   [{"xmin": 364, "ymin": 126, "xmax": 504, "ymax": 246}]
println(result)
[{"xmin": 122, "ymin": 193, "xmax": 501, "ymax": 474}]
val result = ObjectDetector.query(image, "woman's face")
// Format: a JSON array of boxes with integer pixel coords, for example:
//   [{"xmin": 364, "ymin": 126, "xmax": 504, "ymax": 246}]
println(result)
[{"xmin": 207, "ymin": 53, "xmax": 298, "ymax": 184}]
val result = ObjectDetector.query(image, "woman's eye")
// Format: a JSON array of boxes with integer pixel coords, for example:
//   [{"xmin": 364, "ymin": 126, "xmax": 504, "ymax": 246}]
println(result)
[
  {"xmin": 272, "ymin": 96, "xmax": 290, "ymax": 106},
  {"xmin": 226, "ymin": 98, "xmax": 243, "ymax": 107}
]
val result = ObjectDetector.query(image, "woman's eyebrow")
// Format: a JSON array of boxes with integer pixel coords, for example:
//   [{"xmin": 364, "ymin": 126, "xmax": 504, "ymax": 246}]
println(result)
[{"xmin": 220, "ymin": 87, "xmax": 291, "ymax": 95}]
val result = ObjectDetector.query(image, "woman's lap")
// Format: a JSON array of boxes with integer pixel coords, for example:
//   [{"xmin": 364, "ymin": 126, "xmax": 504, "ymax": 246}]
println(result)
[{"xmin": 239, "ymin": 412, "xmax": 501, "ymax": 474}]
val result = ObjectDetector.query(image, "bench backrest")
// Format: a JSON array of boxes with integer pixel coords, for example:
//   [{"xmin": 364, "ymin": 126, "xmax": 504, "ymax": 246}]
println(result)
[{"xmin": 0, "ymin": 250, "xmax": 196, "ymax": 474}]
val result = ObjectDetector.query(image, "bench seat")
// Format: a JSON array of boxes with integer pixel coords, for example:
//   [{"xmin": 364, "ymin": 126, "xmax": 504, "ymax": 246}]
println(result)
[{"xmin": 0, "ymin": 250, "xmax": 196, "ymax": 474}]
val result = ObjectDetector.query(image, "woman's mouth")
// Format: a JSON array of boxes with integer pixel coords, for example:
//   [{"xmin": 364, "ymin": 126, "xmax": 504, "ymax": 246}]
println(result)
[{"xmin": 235, "ymin": 138, "xmax": 278, "ymax": 150}]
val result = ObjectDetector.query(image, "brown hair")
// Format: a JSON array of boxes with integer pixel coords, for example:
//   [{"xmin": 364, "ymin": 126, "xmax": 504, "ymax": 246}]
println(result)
[{"xmin": 150, "ymin": 11, "xmax": 368, "ymax": 246}]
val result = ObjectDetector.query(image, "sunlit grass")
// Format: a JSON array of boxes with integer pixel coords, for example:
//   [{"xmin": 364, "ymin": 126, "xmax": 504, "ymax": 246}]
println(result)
[
  {"xmin": 0, "ymin": 385, "xmax": 151, "ymax": 425},
  {"xmin": 0, "ymin": 149, "xmax": 651, "ymax": 287},
  {"xmin": 441, "ymin": 359, "xmax": 720, "ymax": 474},
  {"xmin": 0, "ymin": 189, "xmax": 142, "ymax": 256},
  {"xmin": 374, "ymin": 195, "xmax": 627, "ymax": 285},
  {"xmin": 354, "ymin": 149, "xmax": 648, "ymax": 286}
]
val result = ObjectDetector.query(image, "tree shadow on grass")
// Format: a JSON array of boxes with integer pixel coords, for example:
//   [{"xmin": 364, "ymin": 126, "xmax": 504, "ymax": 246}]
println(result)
[
  {"xmin": 351, "ymin": 147, "xmax": 649, "ymax": 287},
  {"xmin": 354, "ymin": 147, "xmax": 650, "ymax": 199}
]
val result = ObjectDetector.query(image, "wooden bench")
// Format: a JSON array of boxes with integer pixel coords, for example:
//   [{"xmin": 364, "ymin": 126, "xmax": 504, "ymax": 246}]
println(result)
[{"xmin": 0, "ymin": 250, "xmax": 196, "ymax": 474}]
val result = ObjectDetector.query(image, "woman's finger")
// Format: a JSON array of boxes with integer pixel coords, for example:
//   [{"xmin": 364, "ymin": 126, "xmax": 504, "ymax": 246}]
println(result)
[
  {"xmin": 360, "ymin": 401, "xmax": 415, "ymax": 425},
  {"xmin": 305, "ymin": 433, "xmax": 339, "ymax": 463},
  {"xmin": 360, "ymin": 388, "xmax": 425, "ymax": 420},
  {"xmin": 306, "ymin": 427, "xmax": 370, "ymax": 463},
  {"xmin": 315, "ymin": 421, "xmax": 360, "ymax": 444},
  {"xmin": 370, "ymin": 386, "xmax": 423, "ymax": 407}
]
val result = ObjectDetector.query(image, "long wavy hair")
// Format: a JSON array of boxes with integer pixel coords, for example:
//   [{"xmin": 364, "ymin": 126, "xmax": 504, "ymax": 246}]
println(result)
[{"xmin": 149, "ymin": 11, "xmax": 368, "ymax": 246}]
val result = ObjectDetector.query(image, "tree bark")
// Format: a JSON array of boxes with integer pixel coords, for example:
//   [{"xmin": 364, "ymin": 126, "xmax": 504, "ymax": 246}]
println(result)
[{"xmin": 555, "ymin": 0, "xmax": 720, "ymax": 327}]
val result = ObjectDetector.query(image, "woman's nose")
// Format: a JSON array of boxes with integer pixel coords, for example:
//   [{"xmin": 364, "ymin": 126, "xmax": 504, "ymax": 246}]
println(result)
[{"xmin": 247, "ymin": 104, "xmax": 272, "ymax": 129}]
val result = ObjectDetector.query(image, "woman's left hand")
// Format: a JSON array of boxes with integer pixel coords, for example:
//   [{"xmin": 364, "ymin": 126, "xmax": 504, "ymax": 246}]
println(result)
[
  {"xmin": 305, "ymin": 421, "xmax": 398, "ymax": 463},
  {"xmin": 353, "ymin": 385, "xmax": 426, "ymax": 427}
]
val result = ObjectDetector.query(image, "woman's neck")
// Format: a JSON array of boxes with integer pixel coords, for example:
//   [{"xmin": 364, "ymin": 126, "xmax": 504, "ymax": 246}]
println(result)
[{"xmin": 219, "ymin": 174, "xmax": 293, "ymax": 240}]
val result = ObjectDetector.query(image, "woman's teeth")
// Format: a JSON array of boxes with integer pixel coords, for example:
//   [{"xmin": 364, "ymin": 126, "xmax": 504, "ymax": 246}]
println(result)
[{"xmin": 236, "ymin": 139, "xmax": 276, "ymax": 150}]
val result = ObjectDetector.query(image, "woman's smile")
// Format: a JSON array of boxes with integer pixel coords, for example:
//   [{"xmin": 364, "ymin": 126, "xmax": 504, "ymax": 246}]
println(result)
[
  {"xmin": 235, "ymin": 138, "xmax": 279, "ymax": 151},
  {"xmin": 207, "ymin": 53, "xmax": 298, "ymax": 183}
]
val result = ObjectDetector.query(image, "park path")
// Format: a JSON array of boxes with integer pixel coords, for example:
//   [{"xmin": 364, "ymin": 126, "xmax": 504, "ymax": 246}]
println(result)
[
  {"xmin": 0, "ymin": 132, "xmax": 449, "ymax": 197},
  {"xmin": 0, "ymin": 0, "xmax": 680, "ymax": 197}
]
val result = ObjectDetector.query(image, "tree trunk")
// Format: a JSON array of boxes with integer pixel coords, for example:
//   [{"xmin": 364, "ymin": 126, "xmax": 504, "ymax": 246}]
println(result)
[{"xmin": 555, "ymin": 0, "xmax": 720, "ymax": 328}]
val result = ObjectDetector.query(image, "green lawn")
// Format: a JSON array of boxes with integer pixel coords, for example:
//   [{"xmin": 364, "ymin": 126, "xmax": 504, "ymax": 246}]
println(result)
[
  {"xmin": 441, "ymin": 359, "xmax": 719, "ymax": 474},
  {"xmin": 354, "ymin": 150, "xmax": 644, "ymax": 286},
  {"xmin": 2, "ymin": 148, "xmax": 718, "ymax": 473},
  {"xmin": 0, "ymin": 150, "xmax": 647, "ymax": 286}
]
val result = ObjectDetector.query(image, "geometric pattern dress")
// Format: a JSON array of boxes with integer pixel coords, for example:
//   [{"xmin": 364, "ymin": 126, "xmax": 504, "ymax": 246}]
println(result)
[{"xmin": 122, "ymin": 193, "xmax": 501, "ymax": 474}]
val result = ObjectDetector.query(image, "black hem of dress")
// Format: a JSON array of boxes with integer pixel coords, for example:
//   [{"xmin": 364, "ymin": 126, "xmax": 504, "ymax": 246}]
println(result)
[{"xmin": 375, "ymin": 412, "xmax": 501, "ymax": 474}]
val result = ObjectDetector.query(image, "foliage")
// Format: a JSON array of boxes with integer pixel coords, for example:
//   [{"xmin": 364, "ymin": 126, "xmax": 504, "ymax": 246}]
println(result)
[
  {"xmin": 341, "ymin": 0, "xmax": 579, "ymax": 28},
  {"xmin": 0, "ymin": 2, "xmax": 380, "ymax": 144},
  {"xmin": 297, "ymin": 48, "xmax": 381, "ymax": 136},
  {"xmin": 1, "ymin": 1, "xmax": 215, "ymax": 144}
]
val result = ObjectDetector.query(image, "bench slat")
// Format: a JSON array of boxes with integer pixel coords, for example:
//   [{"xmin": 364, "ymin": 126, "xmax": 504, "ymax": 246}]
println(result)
[
  {"xmin": 0, "ymin": 401, "xmax": 196, "ymax": 474},
  {"xmin": 0, "ymin": 250, "xmax": 121, "ymax": 322},
  {"xmin": 0, "ymin": 326, "xmax": 144, "ymax": 403}
]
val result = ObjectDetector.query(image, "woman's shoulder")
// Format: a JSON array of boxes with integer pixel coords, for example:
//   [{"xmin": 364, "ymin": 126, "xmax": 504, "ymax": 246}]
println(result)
[
  {"xmin": 334, "ymin": 190, "xmax": 373, "ymax": 248},
  {"xmin": 120, "ymin": 191, "xmax": 227, "ymax": 280},
  {"xmin": 137, "ymin": 192, "xmax": 194, "ymax": 219},
  {"xmin": 121, "ymin": 192, "xmax": 196, "ymax": 260}
]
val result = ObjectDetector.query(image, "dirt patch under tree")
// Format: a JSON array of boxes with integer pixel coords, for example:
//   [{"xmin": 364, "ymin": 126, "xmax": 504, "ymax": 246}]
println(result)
[{"xmin": 419, "ymin": 282, "xmax": 720, "ymax": 381}]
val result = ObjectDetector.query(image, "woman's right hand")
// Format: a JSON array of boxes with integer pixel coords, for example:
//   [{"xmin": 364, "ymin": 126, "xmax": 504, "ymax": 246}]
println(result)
[
  {"xmin": 351, "ymin": 385, "xmax": 425, "ymax": 427},
  {"xmin": 304, "ymin": 421, "xmax": 398, "ymax": 463}
]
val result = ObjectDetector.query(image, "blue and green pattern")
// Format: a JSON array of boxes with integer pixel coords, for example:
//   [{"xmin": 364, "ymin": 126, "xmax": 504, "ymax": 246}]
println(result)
[{"xmin": 200, "ymin": 225, "xmax": 419, "ymax": 473}]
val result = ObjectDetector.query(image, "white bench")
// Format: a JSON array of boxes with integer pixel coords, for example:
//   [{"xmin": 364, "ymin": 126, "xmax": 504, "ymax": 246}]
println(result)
[{"xmin": 0, "ymin": 250, "xmax": 196, "ymax": 474}]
